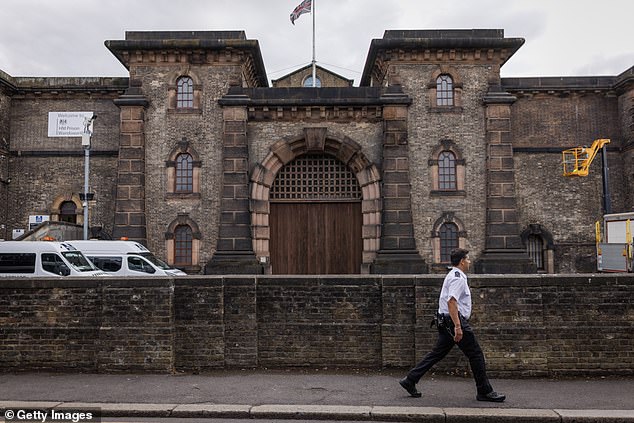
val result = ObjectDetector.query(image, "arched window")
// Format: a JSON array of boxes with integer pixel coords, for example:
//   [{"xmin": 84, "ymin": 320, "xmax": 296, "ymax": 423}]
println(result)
[
  {"xmin": 59, "ymin": 201, "xmax": 77, "ymax": 224},
  {"xmin": 521, "ymin": 224, "xmax": 555, "ymax": 273},
  {"xmin": 436, "ymin": 74, "xmax": 454, "ymax": 106},
  {"xmin": 439, "ymin": 222, "xmax": 459, "ymax": 263},
  {"xmin": 303, "ymin": 75, "xmax": 322, "ymax": 87},
  {"xmin": 166, "ymin": 139, "xmax": 201, "ymax": 198},
  {"xmin": 438, "ymin": 151, "xmax": 457, "ymax": 190},
  {"xmin": 175, "ymin": 153, "xmax": 193, "ymax": 192},
  {"xmin": 174, "ymin": 225, "xmax": 193, "ymax": 266},
  {"xmin": 430, "ymin": 140, "xmax": 465, "ymax": 195},
  {"xmin": 526, "ymin": 234, "xmax": 545, "ymax": 271},
  {"xmin": 177, "ymin": 76, "xmax": 194, "ymax": 109}
]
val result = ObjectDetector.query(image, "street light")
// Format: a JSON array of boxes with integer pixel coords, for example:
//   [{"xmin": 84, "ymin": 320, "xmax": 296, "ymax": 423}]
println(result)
[{"xmin": 82, "ymin": 114, "xmax": 96, "ymax": 240}]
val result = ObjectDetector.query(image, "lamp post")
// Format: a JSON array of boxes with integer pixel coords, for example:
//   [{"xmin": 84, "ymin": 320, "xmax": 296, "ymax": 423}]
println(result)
[{"xmin": 82, "ymin": 115, "xmax": 96, "ymax": 240}]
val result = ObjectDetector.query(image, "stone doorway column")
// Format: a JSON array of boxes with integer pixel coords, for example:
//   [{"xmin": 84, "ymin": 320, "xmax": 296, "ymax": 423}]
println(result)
[
  {"xmin": 205, "ymin": 106, "xmax": 263, "ymax": 274},
  {"xmin": 371, "ymin": 90, "xmax": 427, "ymax": 274},
  {"xmin": 475, "ymin": 87, "xmax": 536, "ymax": 273},
  {"xmin": 112, "ymin": 80, "xmax": 149, "ymax": 244}
]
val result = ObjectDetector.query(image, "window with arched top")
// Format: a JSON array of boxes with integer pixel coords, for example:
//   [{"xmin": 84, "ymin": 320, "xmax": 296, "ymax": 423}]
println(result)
[
  {"xmin": 431, "ymin": 213, "xmax": 466, "ymax": 269},
  {"xmin": 438, "ymin": 151, "xmax": 457, "ymax": 190},
  {"xmin": 174, "ymin": 225, "xmax": 193, "ymax": 266},
  {"xmin": 429, "ymin": 140, "xmax": 465, "ymax": 196},
  {"xmin": 166, "ymin": 139, "xmax": 202, "ymax": 198},
  {"xmin": 165, "ymin": 214, "xmax": 202, "ymax": 273},
  {"xmin": 521, "ymin": 224, "xmax": 555, "ymax": 273},
  {"xmin": 50, "ymin": 194, "xmax": 84, "ymax": 226},
  {"xmin": 428, "ymin": 68, "xmax": 462, "ymax": 111},
  {"xmin": 526, "ymin": 234, "xmax": 545, "ymax": 271},
  {"xmin": 177, "ymin": 76, "xmax": 194, "ymax": 109},
  {"xmin": 175, "ymin": 153, "xmax": 194, "ymax": 193},
  {"xmin": 303, "ymin": 75, "xmax": 322, "ymax": 87},
  {"xmin": 439, "ymin": 223, "xmax": 459, "ymax": 263},
  {"xmin": 436, "ymin": 74, "xmax": 454, "ymax": 106},
  {"xmin": 59, "ymin": 201, "xmax": 78, "ymax": 224}
]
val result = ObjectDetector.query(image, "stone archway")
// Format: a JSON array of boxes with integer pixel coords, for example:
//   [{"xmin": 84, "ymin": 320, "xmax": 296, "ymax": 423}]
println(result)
[{"xmin": 250, "ymin": 128, "xmax": 381, "ymax": 274}]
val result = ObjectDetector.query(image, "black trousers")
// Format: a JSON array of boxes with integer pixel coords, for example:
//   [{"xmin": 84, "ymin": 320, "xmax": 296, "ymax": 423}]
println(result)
[{"xmin": 406, "ymin": 318, "xmax": 493, "ymax": 395}]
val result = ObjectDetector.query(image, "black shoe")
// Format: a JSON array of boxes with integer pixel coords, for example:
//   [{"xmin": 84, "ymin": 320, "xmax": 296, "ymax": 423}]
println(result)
[
  {"xmin": 399, "ymin": 377, "xmax": 422, "ymax": 398},
  {"xmin": 476, "ymin": 391, "xmax": 506, "ymax": 402}
]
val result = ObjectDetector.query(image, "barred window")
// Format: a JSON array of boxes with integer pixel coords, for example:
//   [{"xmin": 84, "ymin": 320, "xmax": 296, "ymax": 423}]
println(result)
[
  {"xmin": 177, "ymin": 76, "xmax": 194, "ymax": 109},
  {"xmin": 174, "ymin": 225, "xmax": 193, "ymax": 266},
  {"xmin": 270, "ymin": 154, "xmax": 361, "ymax": 201},
  {"xmin": 175, "ymin": 153, "xmax": 193, "ymax": 192},
  {"xmin": 440, "ymin": 223, "xmax": 459, "ymax": 263},
  {"xmin": 438, "ymin": 151, "xmax": 457, "ymax": 190},
  {"xmin": 527, "ymin": 234, "xmax": 545, "ymax": 270},
  {"xmin": 436, "ymin": 74, "xmax": 454, "ymax": 106}
]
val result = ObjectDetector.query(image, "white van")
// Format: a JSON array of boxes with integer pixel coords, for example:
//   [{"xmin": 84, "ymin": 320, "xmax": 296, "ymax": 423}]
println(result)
[
  {"xmin": 67, "ymin": 240, "xmax": 186, "ymax": 277},
  {"xmin": 0, "ymin": 241, "xmax": 109, "ymax": 277}
]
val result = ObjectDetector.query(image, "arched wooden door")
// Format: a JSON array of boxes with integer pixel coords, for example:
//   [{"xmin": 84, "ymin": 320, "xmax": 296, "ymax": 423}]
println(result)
[{"xmin": 269, "ymin": 154, "xmax": 362, "ymax": 274}]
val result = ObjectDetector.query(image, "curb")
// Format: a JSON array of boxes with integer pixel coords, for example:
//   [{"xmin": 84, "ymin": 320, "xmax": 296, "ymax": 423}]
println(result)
[{"xmin": 1, "ymin": 401, "xmax": 634, "ymax": 422}]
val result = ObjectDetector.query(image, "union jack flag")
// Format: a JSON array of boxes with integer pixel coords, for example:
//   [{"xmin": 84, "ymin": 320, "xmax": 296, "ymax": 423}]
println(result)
[{"xmin": 290, "ymin": 0, "xmax": 312, "ymax": 25}]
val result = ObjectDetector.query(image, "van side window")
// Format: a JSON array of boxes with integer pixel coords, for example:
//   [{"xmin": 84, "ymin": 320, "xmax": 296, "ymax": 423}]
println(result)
[
  {"xmin": 42, "ymin": 253, "xmax": 70, "ymax": 276},
  {"xmin": 0, "ymin": 253, "xmax": 36, "ymax": 274},
  {"xmin": 128, "ymin": 257, "xmax": 156, "ymax": 274},
  {"xmin": 89, "ymin": 256, "xmax": 122, "ymax": 272}
]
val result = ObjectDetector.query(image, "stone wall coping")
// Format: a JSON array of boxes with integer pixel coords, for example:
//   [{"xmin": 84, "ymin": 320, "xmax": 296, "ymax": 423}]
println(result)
[
  {"xmin": 219, "ymin": 86, "xmax": 411, "ymax": 107},
  {"xmin": 360, "ymin": 34, "xmax": 525, "ymax": 85},
  {"xmin": 502, "ymin": 76, "xmax": 616, "ymax": 92},
  {"xmin": 1, "ymin": 273, "xmax": 630, "ymax": 290},
  {"xmin": 104, "ymin": 38, "xmax": 268, "ymax": 87}
]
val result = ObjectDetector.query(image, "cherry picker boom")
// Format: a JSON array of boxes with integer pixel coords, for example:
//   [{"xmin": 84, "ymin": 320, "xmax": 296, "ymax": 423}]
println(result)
[{"xmin": 562, "ymin": 138, "xmax": 610, "ymax": 177}]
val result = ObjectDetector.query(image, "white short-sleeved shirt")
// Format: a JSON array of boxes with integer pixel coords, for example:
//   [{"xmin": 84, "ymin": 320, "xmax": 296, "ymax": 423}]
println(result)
[{"xmin": 438, "ymin": 267, "xmax": 472, "ymax": 319}]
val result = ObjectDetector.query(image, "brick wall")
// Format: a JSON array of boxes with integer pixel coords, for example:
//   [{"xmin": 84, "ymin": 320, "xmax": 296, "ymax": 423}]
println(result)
[
  {"xmin": 7, "ymin": 91, "xmax": 122, "ymax": 238},
  {"xmin": 619, "ymin": 87, "xmax": 634, "ymax": 211},
  {"xmin": 1, "ymin": 275, "xmax": 632, "ymax": 376},
  {"xmin": 134, "ymin": 63, "xmax": 234, "ymax": 269},
  {"xmin": 0, "ymin": 89, "xmax": 10, "ymax": 238},
  {"xmin": 510, "ymin": 91, "xmax": 628, "ymax": 271},
  {"xmin": 400, "ymin": 64, "xmax": 490, "ymax": 266}
]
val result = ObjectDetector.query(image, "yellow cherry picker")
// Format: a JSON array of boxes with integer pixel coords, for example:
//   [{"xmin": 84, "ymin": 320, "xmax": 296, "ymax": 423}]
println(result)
[{"xmin": 562, "ymin": 139, "xmax": 632, "ymax": 272}]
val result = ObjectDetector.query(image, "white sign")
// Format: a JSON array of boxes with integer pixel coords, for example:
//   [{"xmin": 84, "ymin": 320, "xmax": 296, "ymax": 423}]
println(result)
[
  {"xmin": 48, "ymin": 112, "xmax": 94, "ymax": 137},
  {"xmin": 28, "ymin": 215, "xmax": 50, "ymax": 231},
  {"xmin": 12, "ymin": 229, "xmax": 25, "ymax": 239}
]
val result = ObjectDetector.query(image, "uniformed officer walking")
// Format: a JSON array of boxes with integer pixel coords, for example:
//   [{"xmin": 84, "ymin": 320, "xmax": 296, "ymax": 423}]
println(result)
[{"xmin": 399, "ymin": 248, "xmax": 506, "ymax": 402}]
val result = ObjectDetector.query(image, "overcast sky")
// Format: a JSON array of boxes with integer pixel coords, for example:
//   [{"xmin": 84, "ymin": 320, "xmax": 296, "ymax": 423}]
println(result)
[{"xmin": 1, "ymin": 0, "xmax": 632, "ymax": 85}]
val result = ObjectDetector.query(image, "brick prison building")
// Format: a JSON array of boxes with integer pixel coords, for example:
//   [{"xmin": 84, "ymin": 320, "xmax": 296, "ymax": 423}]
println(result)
[{"xmin": 0, "ymin": 30, "xmax": 632, "ymax": 275}]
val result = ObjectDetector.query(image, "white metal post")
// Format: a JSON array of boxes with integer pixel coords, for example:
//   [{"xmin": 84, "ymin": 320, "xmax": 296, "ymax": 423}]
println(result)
[
  {"xmin": 83, "ymin": 145, "xmax": 90, "ymax": 240},
  {"xmin": 82, "ymin": 115, "xmax": 95, "ymax": 240}
]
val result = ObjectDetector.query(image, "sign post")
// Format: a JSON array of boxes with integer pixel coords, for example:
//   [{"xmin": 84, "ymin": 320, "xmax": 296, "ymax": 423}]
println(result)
[
  {"xmin": 81, "ymin": 115, "xmax": 96, "ymax": 240},
  {"xmin": 48, "ymin": 111, "xmax": 97, "ymax": 239}
]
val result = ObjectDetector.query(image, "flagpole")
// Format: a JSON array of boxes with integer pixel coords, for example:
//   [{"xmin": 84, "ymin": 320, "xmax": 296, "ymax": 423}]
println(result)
[{"xmin": 311, "ymin": 0, "xmax": 316, "ymax": 87}]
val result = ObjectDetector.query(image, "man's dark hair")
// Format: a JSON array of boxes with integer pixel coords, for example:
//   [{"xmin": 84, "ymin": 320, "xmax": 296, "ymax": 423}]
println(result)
[{"xmin": 450, "ymin": 248, "xmax": 469, "ymax": 266}]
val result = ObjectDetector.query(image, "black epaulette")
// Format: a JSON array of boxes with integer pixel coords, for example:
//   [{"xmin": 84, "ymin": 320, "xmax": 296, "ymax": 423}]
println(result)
[{"xmin": 454, "ymin": 271, "xmax": 461, "ymax": 278}]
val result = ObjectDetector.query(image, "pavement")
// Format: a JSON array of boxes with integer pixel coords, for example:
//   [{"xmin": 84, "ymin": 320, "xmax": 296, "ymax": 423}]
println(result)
[{"xmin": 0, "ymin": 369, "xmax": 633, "ymax": 422}]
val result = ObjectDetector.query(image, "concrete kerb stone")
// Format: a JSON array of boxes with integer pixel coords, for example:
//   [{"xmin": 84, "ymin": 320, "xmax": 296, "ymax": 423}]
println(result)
[
  {"xmin": 555, "ymin": 409, "xmax": 634, "ymax": 423},
  {"xmin": 250, "ymin": 404, "xmax": 372, "ymax": 420},
  {"xmin": 171, "ymin": 403, "xmax": 251, "ymax": 419},
  {"xmin": 59, "ymin": 402, "xmax": 177, "ymax": 417},
  {"xmin": 0, "ymin": 401, "xmax": 62, "ymax": 410},
  {"xmin": 2, "ymin": 402, "xmax": 634, "ymax": 422},
  {"xmin": 370, "ymin": 406, "xmax": 445, "ymax": 422},
  {"xmin": 444, "ymin": 407, "xmax": 560, "ymax": 423}
]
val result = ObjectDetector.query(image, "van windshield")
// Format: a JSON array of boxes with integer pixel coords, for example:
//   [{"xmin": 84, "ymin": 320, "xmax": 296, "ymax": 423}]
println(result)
[
  {"xmin": 138, "ymin": 252, "xmax": 172, "ymax": 270},
  {"xmin": 62, "ymin": 251, "xmax": 98, "ymax": 272}
]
